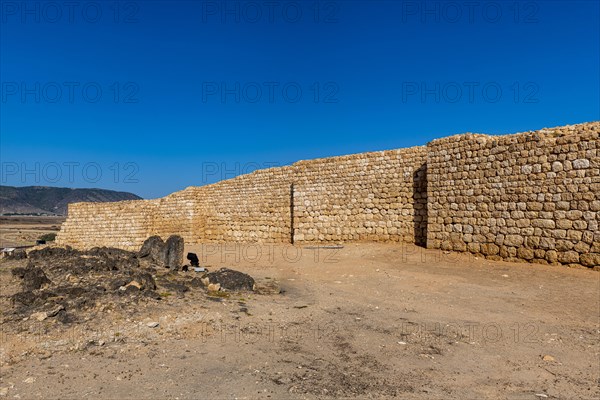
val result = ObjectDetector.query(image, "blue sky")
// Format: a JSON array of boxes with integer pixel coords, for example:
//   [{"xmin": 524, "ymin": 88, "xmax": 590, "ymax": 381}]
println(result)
[{"xmin": 1, "ymin": 0, "xmax": 599, "ymax": 198}]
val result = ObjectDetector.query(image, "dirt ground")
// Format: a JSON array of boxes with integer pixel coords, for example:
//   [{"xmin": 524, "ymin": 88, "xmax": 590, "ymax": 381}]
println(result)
[
  {"xmin": 0, "ymin": 242, "xmax": 598, "ymax": 399},
  {"xmin": 0, "ymin": 217, "xmax": 65, "ymax": 248}
]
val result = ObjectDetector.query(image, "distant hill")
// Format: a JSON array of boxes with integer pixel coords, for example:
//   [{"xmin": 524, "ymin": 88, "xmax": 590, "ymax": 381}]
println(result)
[{"xmin": 0, "ymin": 186, "xmax": 142, "ymax": 216}]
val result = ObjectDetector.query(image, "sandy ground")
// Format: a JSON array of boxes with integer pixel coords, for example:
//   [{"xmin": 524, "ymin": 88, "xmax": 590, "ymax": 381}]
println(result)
[
  {"xmin": 0, "ymin": 217, "xmax": 65, "ymax": 248},
  {"xmin": 0, "ymin": 242, "xmax": 599, "ymax": 399}
]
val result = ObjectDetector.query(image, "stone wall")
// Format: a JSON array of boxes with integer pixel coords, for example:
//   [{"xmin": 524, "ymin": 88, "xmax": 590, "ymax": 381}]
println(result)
[
  {"xmin": 56, "ymin": 122, "xmax": 599, "ymax": 268},
  {"xmin": 58, "ymin": 189, "xmax": 198, "ymax": 250},
  {"xmin": 292, "ymin": 147, "xmax": 427, "ymax": 244},
  {"xmin": 56, "ymin": 146, "xmax": 427, "ymax": 250},
  {"xmin": 427, "ymin": 122, "xmax": 599, "ymax": 268},
  {"xmin": 189, "ymin": 166, "xmax": 295, "ymax": 244}
]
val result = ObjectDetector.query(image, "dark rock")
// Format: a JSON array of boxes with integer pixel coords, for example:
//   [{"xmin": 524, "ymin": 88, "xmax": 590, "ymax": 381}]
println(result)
[
  {"xmin": 87, "ymin": 247, "xmax": 139, "ymax": 270},
  {"xmin": 11, "ymin": 267, "xmax": 28, "ymax": 278},
  {"xmin": 28, "ymin": 246, "xmax": 139, "ymax": 273},
  {"xmin": 11, "ymin": 291, "xmax": 38, "ymax": 307},
  {"xmin": 190, "ymin": 277, "xmax": 204, "ymax": 288},
  {"xmin": 56, "ymin": 310, "xmax": 74, "ymax": 324},
  {"xmin": 59, "ymin": 286, "xmax": 87, "ymax": 298},
  {"xmin": 45, "ymin": 304, "xmax": 65, "ymax": 317},
  {"xmin": 165, "ymin": 235, "xmax": 184, "ymax": 270},
  {"xmin": 94, "ymin": 285, "xmax": 107, "ymax": 292},
  {"xmin": 109, "ymin": 277, "xmax": 130, "ymax": 291},
  {"xmin": 187, "ymin": 252, "xmax": 200, "ymax": 267},
  {"xmin": 122, "ymin": 285, "xmax": 140, "ymax": 295},
  {"xmin": 5, "ymin": 249, "xmax": 27, "ymax": 260},
  {"xmin": 12, "ymin": 266, "xmax": 51, "ymax": 291},
  {"xmin": 87, "ymin": 247, "xmax": 138, "ymax": 271},
  {"xmin": 201, "ymin": 268, "xmax": 255, "ymax": 291},
  {"xmin": 131, "ymin": 272, "xmax": 157, "ymax": 290},
  {"xmin": 28, "ymin": 246, "xmax": 80, "ymax": 260},
  {"xmin": 138, "ymin": 235, "xmax": 184, "ymax": 269},
  {"xmin": 11, "ymin": 290, "xmax": 57, "ymax": 310},
  {"xmin": 143, "ymin": 290, "xmax": 162, "ymax": 300},
  {"xmin": 160, "ymin": 282, "xmax": 189, "ymax": 293},
  {"xmin": 138, "ymin": 236, "xmax": 167, "ymax": 266}
]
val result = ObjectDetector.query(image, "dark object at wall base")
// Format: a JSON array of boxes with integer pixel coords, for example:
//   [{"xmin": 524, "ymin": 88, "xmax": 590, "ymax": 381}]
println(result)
[{"xmin": 187, "ymin": 252, "xmax": 199, "ymax": 267}]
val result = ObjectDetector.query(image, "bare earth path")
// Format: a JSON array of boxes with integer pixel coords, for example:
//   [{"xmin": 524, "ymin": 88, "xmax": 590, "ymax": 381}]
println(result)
[{"xmin": 1, "ymin": 243, "xmax": 598, "ymax": 399}]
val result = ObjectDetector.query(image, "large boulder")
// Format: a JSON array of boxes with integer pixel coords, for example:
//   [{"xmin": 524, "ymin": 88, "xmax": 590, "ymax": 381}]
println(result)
[
  {"xmin": 165, "ymin": 235, "xmax": 184, "ymax": 270},
  {"xmin": 138, "ymin": 235, "xmax": 184, "ymax": 270},
  {"xmin": 5, "ymin": 249, "xmax": 27, "ymax": 260},
  {"xmin": 138, "ymin": 236, "xmax": 167, "ymax": 266},
  {"xmin": 201, "ymin": 268, "xmax": 255, "ymax": 292},
  {"xmin": 11, "ymin": 266, "xmax": 51, "ymax": 291}
]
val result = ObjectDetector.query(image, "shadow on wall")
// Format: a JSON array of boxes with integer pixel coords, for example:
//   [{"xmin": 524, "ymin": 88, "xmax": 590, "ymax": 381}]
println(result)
[
  {"xmin": 290, "ymin": 183, "xmax": 295, "ymax": 244},
  {"xmin": 413, "ymin": 163, "xmax": 428, "ymax": 247}
]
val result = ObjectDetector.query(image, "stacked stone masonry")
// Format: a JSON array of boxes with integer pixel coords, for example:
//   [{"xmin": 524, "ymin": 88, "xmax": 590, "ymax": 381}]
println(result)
[
  {"xmin": 427, "ymin": 122, "xmax": 599, "ymax": 268},
  {"xmin": 57, "ymin": 122, "xmax": 599, "ymax": 268}
]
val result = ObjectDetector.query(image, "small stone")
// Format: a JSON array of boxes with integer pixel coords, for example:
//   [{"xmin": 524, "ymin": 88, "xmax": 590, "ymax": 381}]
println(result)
[
  {"xmin": 558, "ymin": 251, "xmax": 579, "ymax": 264},
  {"xmin": 22, "ymin": 377, "xmax": 35, "ymax": 384},
  {"xmin": 147, "ymin": 322, "xmax": 159, "ymax": 328},
  {"xmin": 551, "ymin": 161, "xmax": 563, "ymax": 172},
  {"xmin": 572, "ymin": 159, "xmax": 590, "ymax": 169},
  {"xmin": 504, "ymin": 235, "xmax": 524, "ymax": 247},
  {"xmin": 580, "ymin": 253, "xmax": 600, "ymax": 268},
  {"xmin": 0, "ymin": 387, "xmax": 8, "ymax": 397},
  {"xmin": 126, "ymin": 280, "xmax": 142, "ymax": 290},
  {"xmin": 31, "ymin": 312, "xmax": 47, "ymax": 322},
  {"xmin": 517, "ymin": 247, "xmax": 534, "ymax": 260},
  {"xmin": 542, "ymin": 355, "xmax": 555, "ymax": 362},
  {"xmin": 46, "ymin": 305, "xmax": 65, "ymax": 317}
]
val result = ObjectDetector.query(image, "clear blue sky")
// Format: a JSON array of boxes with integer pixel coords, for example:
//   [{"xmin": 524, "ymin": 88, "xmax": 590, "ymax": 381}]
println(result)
[{"xmin": 1, "ymin": 0, "xmax": 599, "ymax": 199}]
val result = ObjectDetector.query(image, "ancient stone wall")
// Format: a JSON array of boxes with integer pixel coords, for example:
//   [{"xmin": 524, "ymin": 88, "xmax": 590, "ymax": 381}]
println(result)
[
  {"xmin": 57, "ymin": 189, "xmax": 199, "ymax": 250},
  {"xmin": 292, "ymin": 147, "xmax": 427, "ymax": 244},
  {"xmin": 189, "ymin": 166, "xmax": 295, "ymax": 244},
  {"xmin": 56, "ymin": 122, "xmax": 599, "ymax": 268},
  {"xmin": 427, "ymin": 122, "xmax": 599, "ymax": 268},
  {"xmin": 57, "ymin": 146, "xmax": 427, "ymax": 250}
]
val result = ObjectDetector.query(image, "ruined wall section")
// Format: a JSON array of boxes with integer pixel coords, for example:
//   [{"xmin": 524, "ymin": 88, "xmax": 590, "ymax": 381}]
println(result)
[
  {"xmin": 57, "ymin": 121, "xmax": 599, "ymax": 268},
  {"xmin": 292, "ymin": 147, "xmax": 427, "ymax": 244},
  {"xmin": 57, "ymin": 189, "xmax": 198, "ymax": 251},
  {"xmin": 189, "ymin": 166, "xmax": 295, "ymax": 243},
  {"xmin": 426, "ymin": 123, "xmax": 600, "ymax": 268},
  {"xmin": 56, "ymin": 146, "xmax": 428, "ymax": 250}
]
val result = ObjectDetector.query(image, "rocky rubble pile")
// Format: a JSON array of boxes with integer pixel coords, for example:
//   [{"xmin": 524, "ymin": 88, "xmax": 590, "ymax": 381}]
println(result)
[{"xmin": 4, "ymin": 236, "xmax": 257, "ymax": 326}]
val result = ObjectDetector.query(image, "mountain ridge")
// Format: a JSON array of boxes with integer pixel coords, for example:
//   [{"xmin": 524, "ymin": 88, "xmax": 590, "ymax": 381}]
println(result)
[{"xmin": 0, "ymin": 185, "xmax": 142, "ymax": 216}]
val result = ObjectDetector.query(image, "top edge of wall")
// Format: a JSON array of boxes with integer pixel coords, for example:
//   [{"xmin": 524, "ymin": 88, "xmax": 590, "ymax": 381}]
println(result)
[
  {"xmin": 292, "ymin": 145, "xmax": 428, "ymax": 167},
  {"xmin": 428, "ymin": 121, "xmax": 600, "ymax": 146}
]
